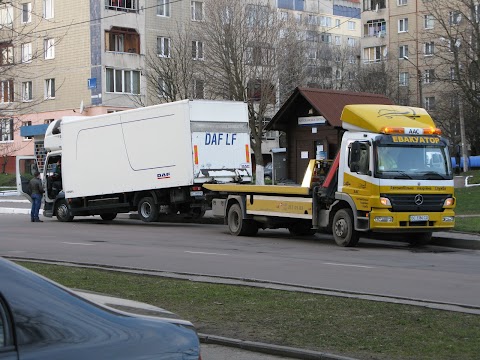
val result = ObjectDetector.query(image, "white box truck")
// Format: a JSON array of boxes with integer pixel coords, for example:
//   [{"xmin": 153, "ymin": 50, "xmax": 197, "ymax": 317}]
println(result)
[{"xmin": 16, "ymin": 100, "xmax": 252, "ymax": 222}]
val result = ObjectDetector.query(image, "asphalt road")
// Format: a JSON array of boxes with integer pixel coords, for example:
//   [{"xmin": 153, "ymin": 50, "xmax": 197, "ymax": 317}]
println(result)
[{"xmin": 0, "ymin": 212, "xmax": 479, "ymax": 309}]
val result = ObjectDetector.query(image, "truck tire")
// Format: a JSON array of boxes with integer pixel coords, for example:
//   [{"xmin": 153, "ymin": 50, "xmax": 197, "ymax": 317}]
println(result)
[
  {"xmin": 332, "ymin": 209, "xmax": 359, "ymax": 247},
  {"xmin": 407, "ymin": 232, "xmax": 432, "ymax": 247},
  {"xmin": 100, "ymin": 213, "xmax": 117, "ymax": 221},
  {"xmin": 227, "ymin": 204, "xmax": 258, "ymax": 236},
  {"xmin": 55, "ymin": 200, "xmax": 74, "ymax": 222},
  {"xmin": 288, "ymin": 222, "xmax": 317, "ymax": 236},
  {"xmin": 138, "ymin": 197, "xmax": 159, "ymax": 222}
]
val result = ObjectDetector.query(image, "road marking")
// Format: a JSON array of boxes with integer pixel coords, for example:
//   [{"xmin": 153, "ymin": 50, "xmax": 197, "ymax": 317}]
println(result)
[
  {"xmin": 0, "ymin": 199, "xmax": 29, "ymax": 203},
  {"xmin": 61, "ymin": 242, "xmax": 95, "ymax": 246},
  {"xmin": 323, "ymin": 262, "xmax": 374, "ymax": 269},
  {"xmin": 185, "ymin": 251, "xmax": 229, "ymax": 256}
]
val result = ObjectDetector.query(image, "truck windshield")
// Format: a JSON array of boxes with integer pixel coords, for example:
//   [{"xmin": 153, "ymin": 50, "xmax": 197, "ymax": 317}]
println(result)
[{"xmin": 376, "ymin": 144, "xmax": 453, "ymax": 180}]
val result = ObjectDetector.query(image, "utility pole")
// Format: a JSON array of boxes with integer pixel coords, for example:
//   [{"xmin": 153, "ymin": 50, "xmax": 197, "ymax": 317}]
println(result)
[{"xmin": 458, "ymin": 97, "xmax": 469, "ymax": 172}]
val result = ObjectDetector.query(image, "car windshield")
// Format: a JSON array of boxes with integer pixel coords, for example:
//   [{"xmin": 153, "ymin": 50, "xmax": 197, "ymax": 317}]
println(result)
[{"xmin": 376, "ymin": 145, "xmax": 453, "ymax": 180}]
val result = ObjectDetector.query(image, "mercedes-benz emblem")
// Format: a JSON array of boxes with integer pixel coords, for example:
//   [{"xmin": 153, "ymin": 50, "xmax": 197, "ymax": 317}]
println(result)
[{"xmin": 414, "ymin": 194, "xmax": 424, "ymax": 205}]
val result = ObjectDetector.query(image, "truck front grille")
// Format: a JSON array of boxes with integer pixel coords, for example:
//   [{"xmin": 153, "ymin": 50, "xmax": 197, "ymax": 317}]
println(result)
[{"xmin": 384, "ymin": 194, "xmax": 450, "ymax": 212}]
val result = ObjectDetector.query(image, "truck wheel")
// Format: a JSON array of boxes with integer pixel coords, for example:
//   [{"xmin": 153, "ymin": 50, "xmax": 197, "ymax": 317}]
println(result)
[
  {"xmin": 138, "ymin": 197, "xmax": 159, "ymax": 222},
  {"xmin": 332, "ymin": 209, "xmax": 359, "ymax": 247},
  {"xmin": 55, "ymin": 200, "xmax": 74, "ymax": 222},
  {"xmin": 288, "ymin": 222, "xmax": 317, "ymax": 236},
  {"xmin": 407, "ymin": 232, "xmax": 432, "ymax": 247},
  {"xmin": 227, "ymin": 204, "xmax": 258, "ymax": 236},
  {"xmin": 100, "ymin": 213, "xmax": 117, "ymax": 221}
]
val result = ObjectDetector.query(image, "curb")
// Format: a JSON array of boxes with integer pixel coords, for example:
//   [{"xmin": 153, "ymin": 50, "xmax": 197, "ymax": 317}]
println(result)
[
  {"xmin": 198, "ymin": 334, "xmax": 359, "ymax": 360},
  {"xmin": 431, "ymin": 234, "xmax": 480, "ymax": 250}
]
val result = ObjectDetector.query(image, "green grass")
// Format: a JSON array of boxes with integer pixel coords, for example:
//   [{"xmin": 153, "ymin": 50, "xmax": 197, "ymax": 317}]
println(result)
[
  {"xmin": 454, "ymin": 186, "xmax": 480, "ymax": 215},
  {"xmin": 462, "ymin": 169, "xmax": 480, "ymax": 184},
  {"xmin": 454, "ymin": 217, "xmax": 480, "ymax": 233},
  {"xmin": 0, "ymin": 173, "xmax": 16, "ymax": 187},
  {"xmin": 17, "ymin": 261, "xmax": 480, "ymax": 360}
]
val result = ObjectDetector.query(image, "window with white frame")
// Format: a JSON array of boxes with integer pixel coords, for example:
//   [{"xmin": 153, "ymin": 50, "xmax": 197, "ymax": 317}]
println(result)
[
  {"xmin": 399, "ymin": 72, "xmax": 409, "ymax": 86},
  {"xmin": 449, "ymin": 11, "xmax": 461, "ymax": 25},
  {"xmin": 192, "ymin": 41, "xmax": 204, "ymax": 60},
  {"xmin": 158, "ymin": 78, "xmax": 170, "ymax": 98},
  {"xmin": 43, "ymin": 0, "xmax": 54, "ymax": 19},
  {"xmin": 45, "ymin": 78, "xmax": 55, "ymax": 99},
  {"xmin": 424, "ymin": 14, "xmax": 434, "ymax": 29},
  {"xmin": 22, "ymin": 121, "xmax": 33, "ymax": 140},
  {"xmin": 348, "ymin": 55, "xmax": 356, "ymax": 64},
  {"xmin": 424, "ymin": 42, "xmax": 434, "ymax": 56},
  {"xmin": 335, "ymin": 19, "xmax": 340, "ymax": 28},
  {"xmin": 279, "ymin": 11, "xmax": 288, "ymax": 21},
  {"xmin": 191, "ymin": 1, "xmax": 203, "ymax": 21},
  {"xmin": 399, "ymin": 45, "xmax": 408, "ymax": 59},
  {"xmin": 397, "ymin": 0, "xmax": 407, "ymax": 5},
  {"xmin": 307, "ymin": 15, "xmax": 317, "ymax": 25},
  {"xmin": 192, "ymin": 79, "xmax": 204, "ymax": 99},
  {"xmin": 0, "ymin": 80, "xmax": 13, "ymax": 103},
  {"xmin": 347, "ymin": 37, "xmax": 356, "ymax": 47},
  {"xmin": 0, "ymin": 43, "xmax": 13, "ymax": 66},
  {"xmin": 335, "ymin": 69, "xmax": 341, "ymax": 80},
  {"xmin": 321, "ymin": 33, "xmax": 332, "ymax": 44},
  {"xmin": 21, "ymin": 43, "xmax": 32, "ymax": 63},
  {"xmin": 295, "ymin": 13, "xmax": 302, "ymax": 24},
  {"xmin": 424, "ymin": 69, "xmax": 434, "ymax": 84},
  {"xmin": 22, "ymin": 81, "xmax": 32, "ymax": 101},
  {"xmin": 22, "ymin": 3, "xmax": 32, "ymax": 23},
  {"xmin": 106, "ymin": 68, "xmax": 140, "ymax": 94},
  {"xmin": 335, "ymin": 35, "xmax": 341, "ymax": 45},
  {"xmin": 398, "ymin": 18, "xmax": 408, "ymax": 32},
  {"xmin": 319, "ymin": 16, "xmax": 331, "ymax": 27},
  {"xmin": 0, "ymin": 118, "xmax": 14, "ymax": 142},
  {"xmin": 306, "ymin": 30, "xmax": 317, "ymax": 42},
  {"xmin": 363, "ymin": 46, "xmax": 385, "ymax": 62},
  {"xmin": 105, "ymin": 0, "xmax": 138, "ymax": 12},
  {"xmin": 157, "ymin": 37, "xmax": 170, "ymax": 58},
  {"xmin": 424, "ymin": 96, "xmax": 435, "ymax": 110},
  {"xmin": 307, "ymin": 48, "xmax": 316, "ymax": 59},
  {"xmin": 246, "ymin": 45, "xmax": 275, "ymax": 66},
  {"xmin": 44, "ymin": 38, "xmax": 55, "ymax": 59},
  {"xmin": 157, "ymin": 0, "xmax": 170, "ymax": 17},
  {"xmin": 450, "ymin": 67, "xmax": 457, "ymax": 80},
  {"xmin": 0, "ymin": 5, "xmax": 13, "ymax": 27},
  {"xmin": 348, "ymin": 21, "xmax": 355, "ymax": 30}
]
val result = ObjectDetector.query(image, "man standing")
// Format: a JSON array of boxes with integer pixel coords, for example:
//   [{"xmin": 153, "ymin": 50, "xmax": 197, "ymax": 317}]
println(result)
[{"xmin": 29, "ymin": 171, "xmax": 44, "ymax": 222}]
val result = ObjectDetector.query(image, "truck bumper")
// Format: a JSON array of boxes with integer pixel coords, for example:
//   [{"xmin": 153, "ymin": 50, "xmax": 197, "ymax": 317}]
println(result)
[{"xmin": 368, "ymin": 209, "xmax": 455, "ymax": 232}]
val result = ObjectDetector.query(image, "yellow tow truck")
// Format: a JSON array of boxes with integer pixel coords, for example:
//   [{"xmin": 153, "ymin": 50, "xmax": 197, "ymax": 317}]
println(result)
[{"xmin": 204, "ymin": 104, "xmax": 456, "ymax": 247}]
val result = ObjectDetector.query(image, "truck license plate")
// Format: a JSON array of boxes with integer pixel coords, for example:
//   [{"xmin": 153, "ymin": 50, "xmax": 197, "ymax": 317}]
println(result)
[
  {"xmin": 190, "ymin": 191, "xmax": 203, "ymax": 197},
  {"xmin": 410, "ymin": 215, "xmax": 429, "ymax": 222}
]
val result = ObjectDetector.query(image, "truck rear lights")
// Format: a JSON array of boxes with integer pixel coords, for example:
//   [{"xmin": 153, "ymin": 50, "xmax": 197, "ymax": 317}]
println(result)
[
  {"xmin": 443, "ymin": 197, "xmax": 454, "ymax": 206},
  {"xmin": 380, "ymin": 197, "xmax": 391, "ymax": 206},
  {"xmin": 374, "ymin": 216, "xmax": 393, "ymax": 223}
]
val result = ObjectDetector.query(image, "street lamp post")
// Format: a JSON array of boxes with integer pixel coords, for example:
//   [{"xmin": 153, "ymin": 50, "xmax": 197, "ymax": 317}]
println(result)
[{"xmin": 403, "ymin": 56, "xmax": 422, "ymax": 108}]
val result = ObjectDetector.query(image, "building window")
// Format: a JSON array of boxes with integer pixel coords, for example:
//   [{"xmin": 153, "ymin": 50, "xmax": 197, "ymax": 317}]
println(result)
[
  {"xmin": 399, "ymin": 45, "xmax": 408, "ymax": 59},
  {"xmin": 0, "ymin": 43, "xmax": 13, "ymax": 66},
  {"xmin": 277, "ymin": 0, "xmax": 305, "ymax": 11},
  {"xmin": 295, "ymin": 13, "xmax": 302, "ymax": 23},
  {"xmin": 157, "ymin": 37, "xmax": 170, "ymax": 58},
  {"xmin": 158, "ymin": 79, "xmax": 170, "ymax": 98},
  {"xmin": 44, "ymin": 38, "xmax": 55, "ymax": 60},
  {"xmin": 424, "ymin": 42, "xmax": 434, "ymax": 56},
  {"xmin": 335, "ymin": 69, "xmax": 341, "ymax": 80},
  {"xmin": 157, "ymin": 0, "xmax": 170, "ymax": 17},
  {"xmin": 424, "ymin": 14, "xmax": 434, "ymax": 29},
  {"xmin": 335, "ymin": 19, "xmax": 341, "ymax": 28},
  {"xmin": 22, "ymin": 121, "xmax": 33, "ymax": 140},
  {"xmin": 424, "ymin": 69, "xmax": 435, "ymax": 84},
  {"xmin": 319, "ymin": 16, "xmax": 332, "ymax": 27},
  {"xmin": 307, "ymin": 48, "xmax": 316, "ymax": 59},
  {"xmin": 247, "ymin": 79, "xmax": 275, "ymax": 103},
  {"xmin": 335, "ymin": 35, "xmax": 341, "ymax": 45},
  {"xmin": 192, "ymin": 41, "xmax": 204, "ymax": 60},
  {"xmin": 21, "ymin": 43, "xmax": 32, "ymax": 63},
  {"xmin": 307, "ymin": 15, "xmax": 318, "ymax": 25},
  {"xmin": 22, "ymin": 81, "xmax": 32, "ymax": 101},
  {"xmin": 399, "ymin": 72, "xmax": 409, "ymax": 86},
  {"xmin": 43, "ymin": 0, "xmax": 54, "ymax": 19},
  {"xmin": 450, "ymin": 67, "xmax": 457, "ymax": 80},
  {"xmin": 0, "ymin": 118, "xmax": 14, "ymax": 142},
  {"xmin": 449, "ymin": 11, "xmax": 461, "ymax": 25},
  {"xmin": 348, "ymin": 21, "xmax": 355, "ymax": 30},
  {"xmin": 0, "ymin": 80, "xmax": 13, "ymax": 103},
  {"xmin": 306, "ymin": 31, "xmax": 317, "ymax": 42},
  {"xmin": 321, "ymin": 33, "xmax": 332, "ymax": 44},
  {"xmin": 424, "ymin": 96, "xmax": 435, "ymax": 110},
  {"xmin": 191, "ymin": 1, "xmax": 203, "ymax": 21},
  {"xmin": 397, "ymin": 0, "xmax": 407, "ymax": 5},
  {"xmin": 398, "ymin": 18, "xmax": 408, "ymax": 33},
  {"xmin": 347, "ymin": 37, "xmax": 356, "ymax": 47},
  {"xmin": 192, "ymin": 79, "xmax": 204, "ymax": 99},
  {"xmin": 0, "ymin": 4, "xmax": 13, "ymax": 27},
  {"xmin": 105, "ymin": 27, "xmax": 140, "ymax": 54},
  {"xmin": 363, "ymin": 46, "xmax": 386, "ymax": 62},
  {"xmin": 105, "ymin": 68, "xmax": 140, "ymax": 94},
  {"xmin": 279, "ymin": 11, "xmax": 288, "ymax": 21},
  {"xmin": 22, "ymin": 3, "xmax": 32, "ymax": 23},
  {"xmin": 105, "ymin": 0, "xmax": 138, "ymax": 12},
  {"xmin": 45, "ymin": 78, "xmax": 55, "ymax": 99},
  {"xmin": 246, "ymin": 45, "xmax": 275, "ymax": 66}
]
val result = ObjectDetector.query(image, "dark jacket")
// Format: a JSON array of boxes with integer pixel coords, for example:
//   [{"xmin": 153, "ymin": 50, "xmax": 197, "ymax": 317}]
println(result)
[{"xmin": 29, "ymin": 177, "xmax": 44, "ymax": 195}]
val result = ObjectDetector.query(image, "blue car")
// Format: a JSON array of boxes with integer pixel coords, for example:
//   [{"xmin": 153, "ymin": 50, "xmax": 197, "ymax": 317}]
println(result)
[{"xmin": 0, "ymin": 257, "xmax": 201, "ymax": 359}]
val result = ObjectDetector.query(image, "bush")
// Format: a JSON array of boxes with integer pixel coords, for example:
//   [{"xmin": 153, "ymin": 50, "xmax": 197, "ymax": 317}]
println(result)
[{"xmin": 0, "ymin": 173, "xmax": 16, "ymax": 187}]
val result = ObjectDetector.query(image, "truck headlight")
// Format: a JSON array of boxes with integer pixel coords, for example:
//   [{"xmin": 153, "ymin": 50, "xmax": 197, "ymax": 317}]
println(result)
[
  {"xmin": 443, "ymin": 197, "xmax": 454, "ymax": 206},
  {"xmin": 442, "ymin": 216, "xmax": 454, "ymax": 222},
  {"xmin": 380, "ymin": 197, "xmax": 391, "ymax": 206},
  {"xmin": 374, "ymin": 216, "xmax": 393, "ymax": 223}
]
